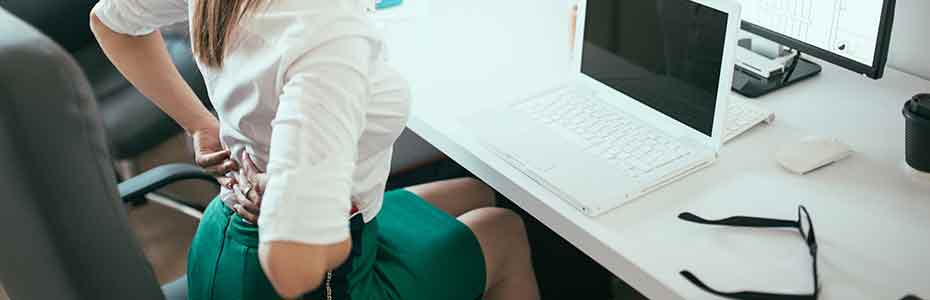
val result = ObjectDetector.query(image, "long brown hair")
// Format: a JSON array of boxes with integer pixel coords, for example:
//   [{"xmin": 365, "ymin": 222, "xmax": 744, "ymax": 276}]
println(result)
[{"xmin": 192, "ymin": 0, "xmax": 264, "ymax": 67}]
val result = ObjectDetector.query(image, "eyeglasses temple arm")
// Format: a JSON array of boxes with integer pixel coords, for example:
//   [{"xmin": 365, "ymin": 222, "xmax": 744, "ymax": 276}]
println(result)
[
  {"xmin": 680, "ymin": 271, "xmax": 817, "ymax": 300},
  {"xmin": 679, "ymin": 212, "xmax": 798, "ymax": 228}
]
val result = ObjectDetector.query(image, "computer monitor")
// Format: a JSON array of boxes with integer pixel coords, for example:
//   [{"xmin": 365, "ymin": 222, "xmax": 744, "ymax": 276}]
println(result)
[{"xmin": 731, "ymin": 0, "xmax": 897, "ymax": 97}]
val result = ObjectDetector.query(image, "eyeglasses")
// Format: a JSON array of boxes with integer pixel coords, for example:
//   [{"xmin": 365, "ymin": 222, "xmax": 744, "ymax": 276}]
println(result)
[{"xmin": 678, "ymin": 205, "xmax": 819, "ymax": 300}]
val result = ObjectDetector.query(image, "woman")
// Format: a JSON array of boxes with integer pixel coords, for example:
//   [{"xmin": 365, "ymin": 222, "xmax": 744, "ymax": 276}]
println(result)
[{"xmin": 89, "ymin": 0, "xmax": 540, "ymax": 299}]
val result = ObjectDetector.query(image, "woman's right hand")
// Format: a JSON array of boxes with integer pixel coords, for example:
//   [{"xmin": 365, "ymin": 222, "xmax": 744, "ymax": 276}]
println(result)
[{"xmin": 191, "ymin": 125, "xmax": 239, "ymax": 188}]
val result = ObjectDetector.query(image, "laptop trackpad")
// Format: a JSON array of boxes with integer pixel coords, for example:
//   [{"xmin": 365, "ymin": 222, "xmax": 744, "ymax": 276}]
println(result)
[
  {"xmin": 510, "ymin": 134, "xmax": 557, "ymax": 172},
  {"xmin": 475, "ymin": 113, "xmax": 560, "ymax": 172}
]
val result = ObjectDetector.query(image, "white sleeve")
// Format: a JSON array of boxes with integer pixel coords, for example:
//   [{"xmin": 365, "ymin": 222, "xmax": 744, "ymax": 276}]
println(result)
[
  {"xmin": 256, "ymin": 33, "xmax": 377, "ymax": 245},
  {"xmin": 92, "ymin": 0, "xmax": 189, "ymax": 36}
]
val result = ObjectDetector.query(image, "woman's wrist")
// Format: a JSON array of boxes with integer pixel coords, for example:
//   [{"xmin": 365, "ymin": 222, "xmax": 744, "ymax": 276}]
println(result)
[{"xmin": 185, "ymin": 115, "xmax": 220, "ymax": 136}]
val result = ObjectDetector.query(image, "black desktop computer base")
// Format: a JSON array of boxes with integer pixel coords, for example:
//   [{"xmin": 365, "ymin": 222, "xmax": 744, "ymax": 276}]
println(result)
[{"xmin": 732, "ymin": 57, "xmax": 822, "ymax": 98}]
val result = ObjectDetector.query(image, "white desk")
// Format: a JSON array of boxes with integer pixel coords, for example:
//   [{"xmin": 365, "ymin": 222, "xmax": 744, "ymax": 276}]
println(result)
[{"xmin": 378, "ymin": 0, "xmax": 930, "ymax": 299}]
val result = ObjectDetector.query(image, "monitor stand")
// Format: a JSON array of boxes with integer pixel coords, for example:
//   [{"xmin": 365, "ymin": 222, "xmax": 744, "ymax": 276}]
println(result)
[
  {"xmin": 732, "ymin": 56, "xmax": 822, "ymax": 98},
  {"xmin": 731, "ymin": 36, "xmax": 822, "ymax": 98}
]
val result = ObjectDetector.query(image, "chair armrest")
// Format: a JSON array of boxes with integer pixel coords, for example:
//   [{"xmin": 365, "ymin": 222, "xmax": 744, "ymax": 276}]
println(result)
[{"xmin": 119, "ymin": 163, "xmax": 218, "ymax": 206}]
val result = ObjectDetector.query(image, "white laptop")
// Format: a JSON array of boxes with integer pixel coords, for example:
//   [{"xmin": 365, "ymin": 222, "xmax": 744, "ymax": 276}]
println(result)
[{"xmin": 466, "ymin": 0, "xmax": 742, "ymax": 216}]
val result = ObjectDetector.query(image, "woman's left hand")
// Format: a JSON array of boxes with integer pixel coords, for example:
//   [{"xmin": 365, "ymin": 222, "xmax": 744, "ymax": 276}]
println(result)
[{"xmin": 233, "ymin": 152, "xmax": 267, "ymax": 224}]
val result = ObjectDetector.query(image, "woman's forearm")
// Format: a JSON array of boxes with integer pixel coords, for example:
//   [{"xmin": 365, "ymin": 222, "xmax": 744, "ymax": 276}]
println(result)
[{"xmin": 90, "ymin": 13, "xmax": 216, "ymax": 133}]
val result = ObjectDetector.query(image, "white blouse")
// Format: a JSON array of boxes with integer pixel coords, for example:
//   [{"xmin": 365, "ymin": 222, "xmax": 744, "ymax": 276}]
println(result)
[{"xmin": 93, "ymin": 0, "xmax": 411, "ymax": 245}]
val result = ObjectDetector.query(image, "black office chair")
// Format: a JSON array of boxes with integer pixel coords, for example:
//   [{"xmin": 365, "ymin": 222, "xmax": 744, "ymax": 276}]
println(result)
[
  {"xmin": 1, "ymin": 0, "xmax": 210, "ymax": 161},
  {"xmin": 0, "ymin": 8, "xmax": 214, "ymax": 299}
]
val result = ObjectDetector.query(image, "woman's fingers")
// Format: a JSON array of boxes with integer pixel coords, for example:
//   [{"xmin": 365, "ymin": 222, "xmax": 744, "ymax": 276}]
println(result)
[
  {"xmin": 197, "ymin": 149, "xmax": 241, "ymax": 177},
  {"xmin": 240, "ymin": 152, "xmax": 252, "ymax": 173},
  {"xmin": 246, "ymin": 182, "xmax": 262, "ymax": 208},
  {"xmin": 242, "ymin": 197, "xmax": 260, "ymax": 215},
  {"xmin": 241, "ymin": 153, "xmax": 258, "ymax": 184},
  {"xmin": 228, "ymin": 152, "xmax": 265, "ymax": 221},
  {"xmin": 204, "ymin": 159, "xmax": 238, "ymax": 176},
  {"xmin": 196, "ymin": 149, "xmax": 230, "ymax": 168},
  {"xmin": 233, "ymin": 186, "xmax": 260, "ymax": 222},
  {"xmin": 235, "ymin": 184, "xmax": 260, "ymax": 213},
  {"xmin": 234, "ymin": 203, "xmax": 258, "ymax": 224},
  {"xmin": 242, "ymin": 154, "xmax": 266, "ymax": 195},
  {"xmin": 217, "ymin": 176, "xmax": 237, "ymax": 189}
]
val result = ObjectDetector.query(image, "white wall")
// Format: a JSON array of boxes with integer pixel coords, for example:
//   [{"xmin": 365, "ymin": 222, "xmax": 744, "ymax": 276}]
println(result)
[{"xmin": 887, "ymin": 0, "xmax": 930, "ymax": 81}]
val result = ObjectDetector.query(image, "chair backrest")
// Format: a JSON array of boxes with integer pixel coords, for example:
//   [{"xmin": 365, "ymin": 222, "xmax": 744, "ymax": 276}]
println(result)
[
  {"xmin": 0, "ymin": 0, "xmax": 97, "ymax": 52},
  {"xmin": 0, "ymin": 8, "xmax": 165, "ymax": 300}
]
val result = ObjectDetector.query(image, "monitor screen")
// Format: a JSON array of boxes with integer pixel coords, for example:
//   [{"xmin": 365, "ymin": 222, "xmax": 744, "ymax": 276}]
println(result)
[
  {"xmin": 737, "ymin": 0, "xmax": 885, "ymax": 67},
  {"xmin": 581, "ymin": 0, "xmax": 728, "ymax": 137}
]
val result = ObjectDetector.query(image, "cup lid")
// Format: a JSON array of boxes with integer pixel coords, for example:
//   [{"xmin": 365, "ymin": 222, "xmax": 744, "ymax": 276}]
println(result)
[{"xmin": 907, "ymin": 93, "xmax": 930, "ymax": 119}]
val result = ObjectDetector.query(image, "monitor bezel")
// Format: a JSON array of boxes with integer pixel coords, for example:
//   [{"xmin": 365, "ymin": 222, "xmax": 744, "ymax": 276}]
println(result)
[{"xmin": 740, "ymin": 0, "xmax": 896, "ymax": 79}]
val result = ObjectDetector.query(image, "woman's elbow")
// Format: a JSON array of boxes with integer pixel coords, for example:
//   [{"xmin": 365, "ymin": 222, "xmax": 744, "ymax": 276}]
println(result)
[
  {"xmin": 89, "ymin": 11, "xmax": 108, "ymax": 38},
  {"xmin": 258, "ymin": 240, "xmax": 352, "ymax": 298},
  {"xmin": 89, "ymin": 11, "xmax": 100, "ymax": 34}
]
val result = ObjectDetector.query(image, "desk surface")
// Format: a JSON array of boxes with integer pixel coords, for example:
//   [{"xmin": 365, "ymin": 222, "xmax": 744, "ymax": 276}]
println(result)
[{"xmin": 378, "ymin": 0, "xmax": 930, "ymax": 299}]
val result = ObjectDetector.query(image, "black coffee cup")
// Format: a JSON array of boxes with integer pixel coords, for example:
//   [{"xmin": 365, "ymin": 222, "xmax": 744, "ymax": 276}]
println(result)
[{"xmin": 904, "ymin": 94, "xmax": 930, "ymax": 172}]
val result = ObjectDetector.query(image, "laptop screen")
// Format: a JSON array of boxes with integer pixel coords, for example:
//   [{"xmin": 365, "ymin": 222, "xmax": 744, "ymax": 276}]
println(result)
[{"xmin": 581, "ymin": 0, "xmax": 728, "ymax": 137}]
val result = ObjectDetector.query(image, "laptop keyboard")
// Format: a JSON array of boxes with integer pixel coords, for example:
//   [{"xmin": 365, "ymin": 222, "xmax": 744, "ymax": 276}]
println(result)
[
  {"xmin": 516, "ymin": 89, "xmax": 692, "ymax": 179},
  {"xmin": 723, "ymin": 97, "xmax": 775, "ymax": 143}
]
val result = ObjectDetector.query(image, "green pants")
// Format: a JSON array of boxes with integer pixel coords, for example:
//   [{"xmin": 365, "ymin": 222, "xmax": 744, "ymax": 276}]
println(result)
[{"xmin": 187, "ymin": 189, "xmax": 486, "ymax": 300}]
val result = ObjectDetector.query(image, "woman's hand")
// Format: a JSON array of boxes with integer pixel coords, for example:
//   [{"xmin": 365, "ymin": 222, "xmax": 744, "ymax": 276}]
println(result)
[
  {"xmin": 233, "ymin": 152, "xmax": 267, "ymax": 224},
  {"xmin": 191, "ymin": 125, "xmax": 239, "ymax": 188}
]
